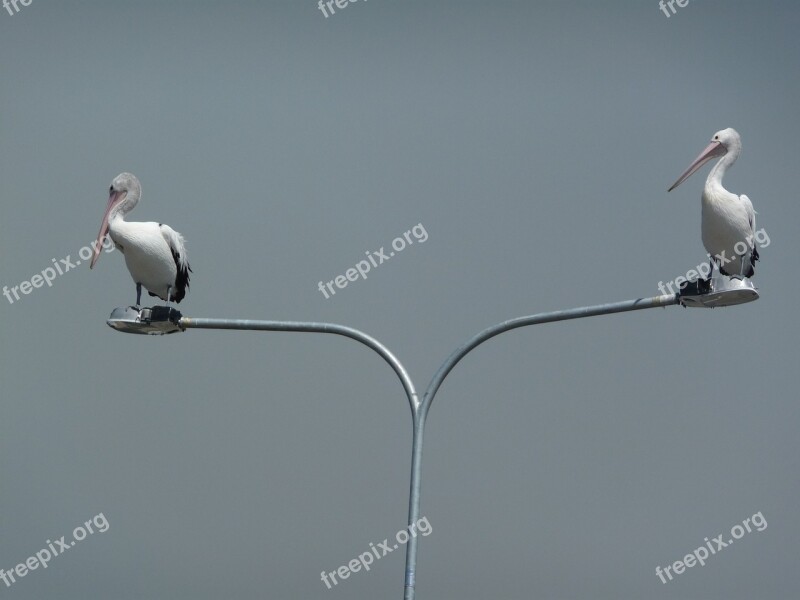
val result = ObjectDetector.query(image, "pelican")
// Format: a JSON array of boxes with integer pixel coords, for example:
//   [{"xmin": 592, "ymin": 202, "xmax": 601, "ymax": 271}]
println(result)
[
  {"xmin": 668, "ymin": 127, "xmax": 759, "ymax": 279},
  {"xmin": 90, "ymin": 173, "xmax": 191, "ymax": 305}
]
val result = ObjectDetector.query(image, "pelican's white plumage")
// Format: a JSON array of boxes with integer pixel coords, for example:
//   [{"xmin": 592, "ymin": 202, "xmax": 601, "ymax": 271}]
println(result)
[
  {"xmin": 90, "ymin": 173, "xmax": 191, "ymax": 304},
  {"xmin": 669, "ymin": 128, "xmax": 759, "ymax": 278}
]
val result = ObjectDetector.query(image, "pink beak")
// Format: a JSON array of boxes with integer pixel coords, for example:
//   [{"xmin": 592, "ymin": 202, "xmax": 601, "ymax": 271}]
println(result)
[
  {"xmin": 668, "ymin": 140, "xmax": 727, "ymax": 192},
  {"xmin": 89, "ymin": 190, "xmax": 125, "ymax": 269}
]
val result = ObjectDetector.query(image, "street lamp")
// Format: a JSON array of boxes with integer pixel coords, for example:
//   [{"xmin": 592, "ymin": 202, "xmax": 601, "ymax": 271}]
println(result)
[{"xmin": 106, "ymin": 280, "xmax": 757, "ymax": 599}]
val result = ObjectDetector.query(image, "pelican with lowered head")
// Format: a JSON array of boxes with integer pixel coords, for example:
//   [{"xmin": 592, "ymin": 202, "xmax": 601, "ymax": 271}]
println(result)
[{"xmin": 90, "ymin": 172, "xmax": 191, "ymax": 305}]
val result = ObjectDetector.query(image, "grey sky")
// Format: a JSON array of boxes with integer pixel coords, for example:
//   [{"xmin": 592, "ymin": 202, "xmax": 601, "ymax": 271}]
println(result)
[{"xmin": 1, "ymin": 1, "xmax": 799, "ymax": 598}]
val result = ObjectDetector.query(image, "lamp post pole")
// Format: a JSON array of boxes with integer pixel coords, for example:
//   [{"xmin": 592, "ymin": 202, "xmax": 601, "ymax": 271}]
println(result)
[
  {"xmin": 108, "ymin": 281, "xmax": 755, "ymax": 598},
  {"xmin": 176, "ymin": 293, "xmax": 681, "ymax": 599}
]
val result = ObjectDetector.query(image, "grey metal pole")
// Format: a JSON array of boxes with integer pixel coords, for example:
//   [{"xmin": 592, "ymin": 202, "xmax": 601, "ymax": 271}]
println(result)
[
  {"xmin": 401, "ymin": 292, "xmax": 680, "ymax": 600},
  {"xmin": 171, "ymin": 294, "xmax": 680, "ymax": 599}
]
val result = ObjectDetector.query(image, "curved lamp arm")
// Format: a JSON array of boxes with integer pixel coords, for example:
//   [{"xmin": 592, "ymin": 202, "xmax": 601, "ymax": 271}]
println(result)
[
  {"xmin": 179, "ymin": 317, "xmax": 419, "ymax": 412},
  {"xmin": 421, "ymin": 293, "xmax": 679, "ymax": 416}
]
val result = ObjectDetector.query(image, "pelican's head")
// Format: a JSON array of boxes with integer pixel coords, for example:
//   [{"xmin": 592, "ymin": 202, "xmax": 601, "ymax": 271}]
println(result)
[
  {"xmin": 90, "ymin": 172, "xmax": 141, "ymax": 269},
  {"xmin": 668, "ymin": 127, "xmax": 741, "ymax": 192}
]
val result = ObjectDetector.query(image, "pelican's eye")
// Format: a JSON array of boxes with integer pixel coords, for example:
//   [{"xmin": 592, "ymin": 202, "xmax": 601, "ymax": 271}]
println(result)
[{"xmin": 109, "ymin": 186, "xmax": 114, "ymax": 193}]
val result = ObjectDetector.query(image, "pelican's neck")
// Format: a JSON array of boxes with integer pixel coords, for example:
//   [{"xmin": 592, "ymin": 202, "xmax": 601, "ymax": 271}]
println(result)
[
  {"xmin": 108, "ymin": 210, "xmax": 140, "ymax": 246},
  {"xmin": 706, "ymin": 142, "xmax": 740, "ymax": 194},
  {"xmin": 108, "ymin": 211, "xmax": 127, "ymax": 230}
]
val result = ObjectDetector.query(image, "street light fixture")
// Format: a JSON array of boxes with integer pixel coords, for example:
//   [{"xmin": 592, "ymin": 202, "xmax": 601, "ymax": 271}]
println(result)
[
  {"xmin": 677, "ymin": 274, "xmax": 759, "ymax": 308},
  {"xmin": 105, "ymin": 279, "xmax": 758, "ymax": 599},
  {"xmin": 107, "ymin": 306, "xmax": 184, "ymax": 335}
]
